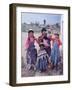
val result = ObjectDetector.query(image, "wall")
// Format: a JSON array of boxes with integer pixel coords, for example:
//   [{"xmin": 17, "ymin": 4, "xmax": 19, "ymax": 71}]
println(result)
[{"xmin": 0, "ymin": 0, "xmax": 72, "ymax": 90}]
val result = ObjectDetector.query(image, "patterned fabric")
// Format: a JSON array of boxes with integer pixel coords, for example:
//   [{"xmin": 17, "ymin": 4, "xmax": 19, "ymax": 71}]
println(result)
[{"xmin": 37, "ymin": 49, "xmax": 49, "ymax": 72}]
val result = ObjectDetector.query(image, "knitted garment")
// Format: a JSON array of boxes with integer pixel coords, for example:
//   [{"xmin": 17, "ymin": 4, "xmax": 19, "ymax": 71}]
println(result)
[{"xmin": 37, "ymin": 49, "xmax": 49, "ymax": 71}]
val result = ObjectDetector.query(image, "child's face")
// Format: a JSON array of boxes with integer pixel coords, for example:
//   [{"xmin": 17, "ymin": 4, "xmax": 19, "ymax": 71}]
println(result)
[
  {"xmin": 55, "ymin": 35, "xmax": 59, "ymax": 39},
  {"xmin": 29, "ymin": 32, "xmax": 34, "ymax": 37},
  {"xmin": 54, "ymin": 35, "xmax": 59, "ymax": 41},
  {"xmin": 40, "ymin": 46, "xmax": 44, "ymax": 50}
]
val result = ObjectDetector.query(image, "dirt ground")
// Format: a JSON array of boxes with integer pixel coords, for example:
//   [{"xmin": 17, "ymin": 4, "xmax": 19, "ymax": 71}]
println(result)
[{"xmin": 21, "ymin": 57, "xmax": 63, "ymax": 77}]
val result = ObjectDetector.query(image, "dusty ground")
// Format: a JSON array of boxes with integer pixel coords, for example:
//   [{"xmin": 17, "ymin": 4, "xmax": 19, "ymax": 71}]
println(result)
[{"xmin": 21, "ymin": 57, "xmax": 63, "ymax": 77}]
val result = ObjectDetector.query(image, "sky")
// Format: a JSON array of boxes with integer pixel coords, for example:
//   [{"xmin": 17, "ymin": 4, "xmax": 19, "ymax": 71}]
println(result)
[{"xmin": 21, "ymin": 12, "xmax": 61, "ymax": 25}]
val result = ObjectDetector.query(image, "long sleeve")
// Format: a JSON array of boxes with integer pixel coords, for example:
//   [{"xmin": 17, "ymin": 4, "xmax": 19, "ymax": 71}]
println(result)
[{"xmin": 25, "ymin": 39, "xmax": 29, "ymax": 49}]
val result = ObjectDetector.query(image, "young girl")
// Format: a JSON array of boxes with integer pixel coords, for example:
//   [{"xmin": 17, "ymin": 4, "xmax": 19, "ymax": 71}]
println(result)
[
  {"xmin": 25, "ymin": 30, "xmax": 37, "ymax": 70},
  {"xmin": 51, "ymin": 33, "xmax": 62, "ymax": 70},
  {"xmin": 36, "ymin": 43, "xmax": 49, "ymax": 72}
]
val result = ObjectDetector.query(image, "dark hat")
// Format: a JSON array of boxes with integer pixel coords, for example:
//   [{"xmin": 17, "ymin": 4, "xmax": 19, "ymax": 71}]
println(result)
[
  {"xmin": 28, "ymin": 29, "xmax": 34, "ymax": 33},
  {"xmin": 54, "ymin": 33, "xmax": 59, "ymax": 36},
  {"xmin": 41, "ymin": 28, "xmax": 47, "ymax": 32}
]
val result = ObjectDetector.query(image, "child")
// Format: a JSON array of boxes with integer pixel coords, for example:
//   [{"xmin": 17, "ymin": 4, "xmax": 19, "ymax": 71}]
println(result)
[
  {"xmin": 51, "ymin": 33, "xmax": 62, "ymax": 70},
  {"xmin": 36, "ymin": 43, "xmax": 49, "ymax": 72},
  {"xmin": 25, "ymin": 30, "xmax": 37, "ymax": 70}
]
